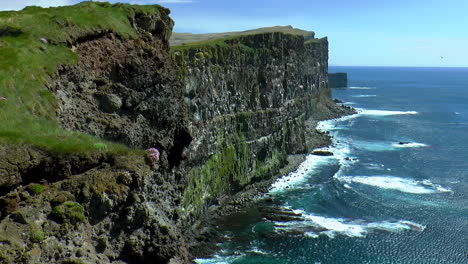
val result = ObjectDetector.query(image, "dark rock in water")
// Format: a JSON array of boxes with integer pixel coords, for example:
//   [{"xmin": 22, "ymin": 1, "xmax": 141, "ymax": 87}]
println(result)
[
  {"xmin": 333, "ymin": 98, "xmax": 344, "ymax": 103},
  {"xmin": 312, "ymin": 150, "xmax": 334, "ymax": 156},
  {"xmin": 399, "ymin": 141, "xmax": 411, "ymax": 145},
  {"xmin": 262, "ymin": 207, "xmax": 303, "ymax": 222},
  {"xmin": 328, "ymin": 72, "xmax": 348, "ymax": 88}
]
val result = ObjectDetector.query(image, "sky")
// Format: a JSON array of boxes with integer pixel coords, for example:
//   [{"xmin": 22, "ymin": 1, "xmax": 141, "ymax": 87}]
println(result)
[{"xmin": 1, "ymin": 0, "xmax": 468, "ymax": 67}]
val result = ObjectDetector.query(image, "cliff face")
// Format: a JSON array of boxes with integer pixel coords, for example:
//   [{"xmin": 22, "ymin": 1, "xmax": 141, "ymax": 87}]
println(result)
[
  {"xmin": 0, "ymin": 3, "xmax": 353, "ymax": 264},
  {"xmin": 172, "ymin": 35, "xmax": 343, "ymax": 221}
]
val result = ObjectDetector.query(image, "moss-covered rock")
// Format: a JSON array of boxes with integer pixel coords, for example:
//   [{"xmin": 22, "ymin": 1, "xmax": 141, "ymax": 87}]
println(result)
[
  {"xmin": 27, "ymin": 184, "xmax": 47, "ymax": 195},
  {"xmin": 30, "ymin": 228, "xmax": 45, "ymax": 243},
  {"xmin": 50, "ymin": 201, "xmax": 85, "ymax": 224}
]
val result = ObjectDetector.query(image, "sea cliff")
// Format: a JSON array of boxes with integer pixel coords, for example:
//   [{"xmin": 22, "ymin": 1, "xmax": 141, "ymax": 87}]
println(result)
[{"xmin": 0, "ymin": 3, "xmax": 353, "ymax": 263}]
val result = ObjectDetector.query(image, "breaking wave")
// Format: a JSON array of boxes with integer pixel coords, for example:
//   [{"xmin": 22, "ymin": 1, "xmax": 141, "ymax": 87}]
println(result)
[
  {"xmin": 352, "ymin": 94, "xmax": 377, "ymax": 98},
  {"xmin": 335, "ymin": 175, "xmax": 452, "ymax": 194},
  {"xmin": 349, "ymin": 86, "xmax": 376, "ymax": 90},
  {"xmin": 392, "ymin": 142, "xmax": 429, "ymax": 148},
  {"xmin": 357, "ymin": 109, "xmax": 418, "ymax": 116},
  {"xmin": 274, "ymin": 208, "xmax": 425, "ymax": 238}
]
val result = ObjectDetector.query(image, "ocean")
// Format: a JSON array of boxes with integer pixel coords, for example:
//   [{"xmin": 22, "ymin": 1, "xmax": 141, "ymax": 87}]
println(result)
[{"xmin": 197, "ymin": 66, "xmax": 468, "ymax": 264}]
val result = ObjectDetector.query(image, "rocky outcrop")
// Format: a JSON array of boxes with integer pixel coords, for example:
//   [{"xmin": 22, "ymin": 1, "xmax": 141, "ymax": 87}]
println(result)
[
  {"xmin": 328, "ymin": 72, "xmax": 348, "ymax": 88},
  {"xmin": 0, "ymin": 3, "xmax": 354, "ymax": 264}
]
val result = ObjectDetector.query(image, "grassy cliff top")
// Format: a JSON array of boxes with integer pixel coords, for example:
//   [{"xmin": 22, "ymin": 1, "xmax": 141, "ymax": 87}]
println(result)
[
  {"xmin": 170, "ymin": 25, "xmax": 315, "ymax": 46},
  {"xmin": 0, "ymin": 1, "xmax": 165, "ymax": 154}
]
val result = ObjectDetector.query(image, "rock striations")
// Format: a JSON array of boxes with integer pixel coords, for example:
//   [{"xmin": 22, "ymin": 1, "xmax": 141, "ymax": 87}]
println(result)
[{"xmin": 0, "ymin": 3, "xmax": 354, "ymax": 263}]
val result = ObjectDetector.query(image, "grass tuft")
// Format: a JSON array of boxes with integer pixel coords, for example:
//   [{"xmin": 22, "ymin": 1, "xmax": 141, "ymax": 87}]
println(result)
[
  {"xmin": 27, "ymin": 184, "xmax": 46, "ymax": 194},
  {"xmin": 30, "ymin": 225, "xmax": 45, "ymax": 243},
  {"xmin": 50, "ymin": 201, "xmax": 86, "ymax": 224}
]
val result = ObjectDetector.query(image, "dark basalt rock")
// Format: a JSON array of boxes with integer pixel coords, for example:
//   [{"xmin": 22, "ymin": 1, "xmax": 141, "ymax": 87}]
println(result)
[
  {"xmin": 312, "ymin": 150, "xmax": 334, "ymax": 156},
  {"xmin": 328, "ymin": 72, "xmax": 348, "ymax": 88}
]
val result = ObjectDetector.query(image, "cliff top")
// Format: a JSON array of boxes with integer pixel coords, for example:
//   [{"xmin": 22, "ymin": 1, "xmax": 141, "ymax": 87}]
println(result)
[
  {"xmin": 170, "ymin": 25, "xmax": 315, "ymax": 46},
  {"xmin": 0, "ymin": 2, "xmax": 169, "ymax": 154}
]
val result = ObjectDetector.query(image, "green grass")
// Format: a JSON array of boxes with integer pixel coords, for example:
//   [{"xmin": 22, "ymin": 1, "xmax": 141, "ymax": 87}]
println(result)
[
  {"xmin": 305, "ymin": 37, "xmax": 327, "ymax": 45},
  {"xmin": 50, "ymin": 201, "xmax": 85, "ymax": 224},
  {"xmin": 0, "ymin": 2, "xmax": 164, "ymax": 154},
  {"xmin": 170, "ymin": 35, "xmax": 237, "ymax": 51},
  {"xmin": 27, "ymin": 184, "xmax": 46, "ymax": 194},
  {"xmin": 170, "ymin": 25, "xmax": 315, "ymax": 46},
  {"xmin": 30, "ymin": 229, "xmax": 45, "ymax": 243},
  {"xmin": 30, "ymin": 224, "xmax": 45, "ymax": 243}
]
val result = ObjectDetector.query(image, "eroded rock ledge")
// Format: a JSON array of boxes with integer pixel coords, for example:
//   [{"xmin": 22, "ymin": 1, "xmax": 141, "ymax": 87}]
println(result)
[{"xmin": 0, "ymin": 3, "xmax": 354, "ymax": 264}]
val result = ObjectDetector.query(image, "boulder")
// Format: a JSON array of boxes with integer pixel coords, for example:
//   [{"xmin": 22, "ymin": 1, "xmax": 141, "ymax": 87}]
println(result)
[{"xmin": 312, "ymin": 150, "xmax": 334, "ymax": 156}]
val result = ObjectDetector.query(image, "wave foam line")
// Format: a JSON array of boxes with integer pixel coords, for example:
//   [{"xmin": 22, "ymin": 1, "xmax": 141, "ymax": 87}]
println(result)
[
  {"xmin": 354, "ymin": 140, "xmax": 429, "ymax": 152},
  {"xmin": 357, "ymin": 108, "xmax": 418, "ymax": 116},
  {"xmin": 271, "ymin": 106, "xmax": 419, "ymax": 193},
  {"xmin": 335, "ymin": 175, "xmax": 452, "ymax": 194},
  {"xmin": 195, "ymin": 255, "xmax": 239, "ymax": 264},
  {"xmin": 269, "ymin": 112, "xmax": 362, "ymax": 193},
  {"xmin": 275, "ymin": 208, "xmax": 425, "ymax": 238},
  {"xmin": 351, "ymin": 94, "xmax": 377, "ymax": 98},
  {"xmin": 349, "ymin": 86, "xmax": 376, "ymax": 90},
  {"xmin": 317, "ymin": 108, "xmax": 419, "ymax": 130},
  {"xmin": 392, "ymin": 142, "xmax": 429, "ymax": 148},
  {"xmin": 269, "ymin": 154, "xmax": 334, "ymax": 193}
]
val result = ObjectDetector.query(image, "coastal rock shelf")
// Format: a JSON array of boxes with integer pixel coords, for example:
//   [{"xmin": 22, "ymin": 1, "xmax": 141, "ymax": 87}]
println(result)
[{"xmin": 0, "ymin": 2, "xmax": 354, "ymax": 263}]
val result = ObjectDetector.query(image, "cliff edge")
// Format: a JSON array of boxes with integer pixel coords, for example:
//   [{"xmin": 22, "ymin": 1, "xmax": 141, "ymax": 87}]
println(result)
[{"xmin": 0, "ymin": 2, "xmax": 354, "ymax": 263}]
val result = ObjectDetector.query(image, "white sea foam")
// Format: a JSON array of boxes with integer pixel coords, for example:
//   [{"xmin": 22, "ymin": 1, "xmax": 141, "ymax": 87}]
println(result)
[
  {"xmin": 351, "ymin": 94, "xmax": 377, "ymax": 98},
  {"xmin": 355, "ymin": 140, "xmax": 428, "ymax": 152},
  {"xmin": 195, "ymin": 255, "xmax": 240, "ymax": 264},
  {"xmin": 246, "ymin": 247, "xmax": 268, "ymax": 255},
  {"xmin": 269, "ymin": 154, "xmax": 334, "ymax": 193},
  {"xmin": 275, "ymin": 208, "xmax": 425, "ymax": 238},
  {"xmin": 356, "ymin": 141, "xmax": 396, "ymax": 152},
  {"xmin": 318, "ymin": 108, "xmax": 418, "ymax": 126},
  {"xmin": 195, "ymin": 246, "xmax": 268, "ymax": 263},
  {"xmin": 335, "ymin": 175, "xmax": 452, "ymax": 194},
  {"xmin": 316, "ymin": 113, "xmax": 360, "ymax": 131},
  {"xmin": 392, "ymin": 142, "xmax": 429, "ymax": 148},
  {"xmin": 269, "ymin": 114, "xmax": 361, "ymax": 193},
  {"xmin": 357, "ymin": 109, "xmax": 418, "ymax": 116},
  {"xmin": 349, "ymin": 86, "xmax": 376, "ymax": 90},
  {"xmin": 270, "ymin": 107, "xmax": 420, "ymax": 193}
]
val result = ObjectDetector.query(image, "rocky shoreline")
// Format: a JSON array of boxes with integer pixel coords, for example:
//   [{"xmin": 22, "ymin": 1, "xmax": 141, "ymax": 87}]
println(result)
[{"xmin": 190, "ymin": 102, "xmax": 356, "ymax": 259}]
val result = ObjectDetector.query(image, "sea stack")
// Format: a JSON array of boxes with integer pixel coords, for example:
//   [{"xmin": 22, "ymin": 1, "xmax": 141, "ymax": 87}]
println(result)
[{"xmin": 328, "ymin": 72, "xmax": 348, "ymax": 88}]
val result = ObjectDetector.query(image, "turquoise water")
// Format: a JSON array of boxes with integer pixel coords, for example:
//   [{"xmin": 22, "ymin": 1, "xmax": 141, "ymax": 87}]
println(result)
[{"xmin": 197, "ymin": 67, "xmax": 468, "ymax": 264}]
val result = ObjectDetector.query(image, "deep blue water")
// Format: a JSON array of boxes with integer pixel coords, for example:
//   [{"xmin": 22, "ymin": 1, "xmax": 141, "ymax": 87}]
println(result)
[{"xmin": 197, "ymin": 67, "xmax": 468, "ymax": 264}]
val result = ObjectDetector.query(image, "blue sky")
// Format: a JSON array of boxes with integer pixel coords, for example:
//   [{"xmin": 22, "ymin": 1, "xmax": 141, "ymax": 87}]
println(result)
[{"xmin": 2, "ymin": 0, "xmax": 468, "ymax": 67}]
